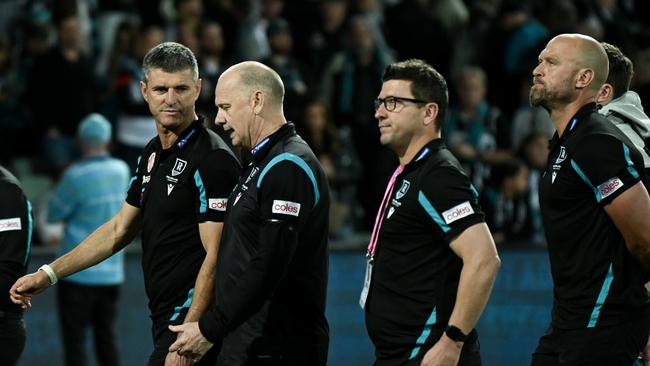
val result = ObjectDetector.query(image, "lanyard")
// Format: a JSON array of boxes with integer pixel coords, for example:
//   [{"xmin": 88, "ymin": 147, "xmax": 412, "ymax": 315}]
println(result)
[{"xmin": 367, "ymin": 165, "xmax": 404, "ymax": 262}]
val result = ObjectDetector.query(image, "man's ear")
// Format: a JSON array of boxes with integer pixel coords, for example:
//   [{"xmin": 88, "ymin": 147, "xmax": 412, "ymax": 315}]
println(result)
[
  {"xmin": 423, "ymin": 102, "xmax": 439, "ymax": 127},
  {"xmin": 140, "ymin": 80, "xmax": 149, "ymax": 103},
  {"xmin": 251, "ymin": 90, "xmax": 264, "ymax": 114},
  {"xmin": 596, "ymin": 83, "xmax": 614, "ymax": 105},
  {"xmin": 575, "ymin": 68, "xmax": 595, "ymax": 90}
]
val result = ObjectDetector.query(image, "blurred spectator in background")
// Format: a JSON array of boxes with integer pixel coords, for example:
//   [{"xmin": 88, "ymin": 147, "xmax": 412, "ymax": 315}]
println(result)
[
  {"xmin": 26, "ymin": 9, "xmax": 96, "ymax": 177},
  {"xmin": 0, "ymin": 164, "xmax": 32, "ymax": 366},
  {"xmin": 113, "ymin": 25, "xmax": 164, "ymax": 172},
  {"xmin": 196, "ymin": 20, "xmax": 229, "ymax": 122},
  {"xmin": 383, "ymin": 0, "xmax": 453, "ymax": 79},
  {"xmin": 163, "ymin": 0, "xmax": 203, "ymax": 52},
  {"xmin": 296, "ymin": 0, "xmax": 349, "ymax": 84},
  {"xmin": 510, "ymin": 77, "xmax": 555, "ymax": 152},
  {"xmin": 46, "ymin": 113, "xmax": 129, "ymax": 366},
  {"xmin": 517, "ymin": 132, "xmax": 549, "ymax": 246},
  {"xmin": 261, "ymin": 17, "xmax": 308, "ymax": 123},
  {"xmin": 232, "ymin": 0, "xmax": 286, "ymax": 62},
  {"xmin": 321, "ymin": 16, "xmax": 395, "ymax": 229},
  {"xmin": 480, "ymin": 158, "xmax": 530, "ymax": 246},
  {"xmin": 0, "ymin": 35, "xmax": 28, "ymax": 166},
  {"xmin": 298, "ymin": 99, "xmax": 360, "ymax": 238},
  {"xmin": 444, "ymin": 66, "xmax": 510, "ymax": 190}
]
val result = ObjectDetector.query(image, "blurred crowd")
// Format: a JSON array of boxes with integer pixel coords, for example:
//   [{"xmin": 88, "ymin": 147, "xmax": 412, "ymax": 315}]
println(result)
[{"xmin": 2, "ymin": 0, "xmax": 650, "ymax": 246}]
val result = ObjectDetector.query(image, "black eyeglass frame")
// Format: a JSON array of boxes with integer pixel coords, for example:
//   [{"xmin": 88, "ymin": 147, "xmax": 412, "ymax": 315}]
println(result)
[{"xmin": 374, "ymin": 96, "xmax": 430, "ymax": 112}]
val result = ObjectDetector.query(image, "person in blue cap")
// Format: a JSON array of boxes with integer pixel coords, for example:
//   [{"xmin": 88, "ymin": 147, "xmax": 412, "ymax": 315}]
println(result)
[{"xmin": 46, "ymin": 113, "xmax": 130, "ymax": 366}]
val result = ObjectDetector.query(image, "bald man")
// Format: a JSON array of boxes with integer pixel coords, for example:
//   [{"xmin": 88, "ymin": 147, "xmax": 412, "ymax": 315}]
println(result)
[
  {"xmin": 530, "ymin": 34, "xmax": 650, "ymax": 365},
  {"xmin": 168, "ymin": 61, "xmax": 330, "ymax": 365}
]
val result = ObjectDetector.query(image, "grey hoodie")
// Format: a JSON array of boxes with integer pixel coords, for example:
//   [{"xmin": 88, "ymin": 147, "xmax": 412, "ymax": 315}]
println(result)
[{"xmin": 599, "ymin": 90, "xmax": 650, "ymax": 168}]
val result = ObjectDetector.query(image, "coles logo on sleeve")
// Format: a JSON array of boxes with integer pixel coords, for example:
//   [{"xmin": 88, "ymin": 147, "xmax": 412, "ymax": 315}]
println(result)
[
  {"xmin": 272, "ymin": 200, "xmax": 301, "ymax": 217},
  {"xmin": 208, "ymin": 198, "xmax": 228, "ymax": 211},
  {"xmin": 598, "ymin": 177, "xmax": 623, "ymax": 199},
  {"xmin": 0, "ymin": 217, "xmax": 21, "ymax": 232},
  {"xmin": 442, "ymin": 201, "xmax": 474, "ymax": 225}
]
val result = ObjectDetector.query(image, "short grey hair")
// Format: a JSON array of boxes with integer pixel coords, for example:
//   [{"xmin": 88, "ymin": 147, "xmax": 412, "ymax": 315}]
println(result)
[
  {"xmin": 142, "ymin": 42, "xmax": 199, "ymax": 82},
  {"xmin": 237, "ymin": 62, "xmax": 285, "ymax": 105}
]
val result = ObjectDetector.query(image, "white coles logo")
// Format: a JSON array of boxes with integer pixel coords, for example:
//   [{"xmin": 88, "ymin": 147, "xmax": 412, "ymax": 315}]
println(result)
[
  {"xmin": 0, "ymin": 217, "xmax": 21, "ymax": 232},
  {"xmin": 272, "ymin": 200, "xmax": 301, "ymax": 217},
  {"xmin": 208, "ymin": 198, "xmax": 228, "ymax": 211},
  {"xmin": 598, "ymin": 177, "xmax": 623, "ymax": 199},
  {"xmin": 442, "ymin": 201, "xmax": 474, "ymax": 225}
]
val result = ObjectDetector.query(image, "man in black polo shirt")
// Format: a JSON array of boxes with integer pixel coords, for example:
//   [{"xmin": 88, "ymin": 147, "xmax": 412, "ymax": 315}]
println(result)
[
  {"xmin": 361, "ymin": 59, "xmax": 500, "ymax": 366},
  {"xmin": 530, "ymin": 34, "xmax": 650, "ymax": 365},
  {"xmin": 0, "ymin": 165, "xmax": 32, "ymax": 366},
  {"xmin": 166, "ymin": 61, "xmax": 330, "ymax": 366},
  {"xmin": 10, "ymin": 43, "xmax": 240, "ymax": 366}
]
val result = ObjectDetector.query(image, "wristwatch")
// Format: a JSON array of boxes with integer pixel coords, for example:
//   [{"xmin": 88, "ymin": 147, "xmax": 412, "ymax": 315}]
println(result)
[{"xmin": 444, "ymin": 324, "xmax": 468, "ymax": 342}]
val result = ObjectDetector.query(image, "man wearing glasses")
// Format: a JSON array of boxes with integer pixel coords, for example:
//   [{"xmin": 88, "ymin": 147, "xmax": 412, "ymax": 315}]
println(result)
[{"xmin": 361, "ymin": 59, "xmax": 500, "ymax": 366}]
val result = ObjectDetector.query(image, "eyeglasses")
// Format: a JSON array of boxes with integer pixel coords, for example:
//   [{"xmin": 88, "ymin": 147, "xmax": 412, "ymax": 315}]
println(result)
[{"xmin": 374, "ymin": 96, "xmax": 429, "ymax": 112}]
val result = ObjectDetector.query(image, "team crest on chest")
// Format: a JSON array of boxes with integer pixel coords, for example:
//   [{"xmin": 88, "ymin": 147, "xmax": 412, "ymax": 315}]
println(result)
[
  {"xmin": 396, "ymin": 180, "xmax": 410, "ymax": 200},
  {"xmin": 172, "ymin": 158, "xmax": 188, "ymax": 176},
  {"xmin": 551, "ymin": 146, "xmax": 567, "ymax": 184}
]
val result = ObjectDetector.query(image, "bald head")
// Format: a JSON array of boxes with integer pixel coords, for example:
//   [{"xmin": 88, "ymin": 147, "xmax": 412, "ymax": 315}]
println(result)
[
  {"xmin": 221, "ymin": 61, "xmax": 285, "ymax": 106},
  {"xmin": 551, "ymin": 34, "xmax": 609, "ymax": 92}
]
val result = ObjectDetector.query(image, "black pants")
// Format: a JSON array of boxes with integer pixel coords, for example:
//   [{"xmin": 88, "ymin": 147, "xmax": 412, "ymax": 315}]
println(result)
[
  {"xmin": 148, "ymin": 321, "xmax": 220, "ymax": 366},
  {"xmin": 374, "ymin": 329, "xmax": 481, "ymax": 366},
  {"xmin": 57, "ymin": 281, "xmax": 120, "ymax": 366},
  {"xmin": 531, "ymin": 318, "xmax": 650, "ymax": 366},
  {"xmin": 0, "ymin": 312, "xmax": 25, "ymax": 366}
]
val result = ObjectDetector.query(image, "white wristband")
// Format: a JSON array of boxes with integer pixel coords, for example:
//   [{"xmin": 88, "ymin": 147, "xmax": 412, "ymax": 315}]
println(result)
[{"xmin": 38, "ymin": 264, "xmax": 58, "ymax": 285}]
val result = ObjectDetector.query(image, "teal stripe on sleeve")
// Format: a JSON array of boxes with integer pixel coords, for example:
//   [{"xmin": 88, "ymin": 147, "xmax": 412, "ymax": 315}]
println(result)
[
  {"xmin": 623, "ymin": 143, "xmax": 640, "ymax": 179},
  {"xmin": 587, "ymin": 263, "xmax": 614, "ymax": 328},
  {"xmin": 128, "ymin": 155, "xmax": 142, "ymax": 190},
  {"xmin": 570, "ymin": 159, "xmax": 602, "ymax": 203},
  {"xmin": 170, "ymin": 288, "xmax": 195, "ymax": 321},
  {"xmin": 194, "ymin": 170, "xmax": 207, "ymax": 213},
  {"xmin": 418, "ymin": 191, "xmax": 450, "ymax": 233},
  {"xmin": 24, "ymin": 200, "xmax": 32, "ymax": 265},
  {"xmin": 409, "ymin": 307, "xmax": 437, "ymax": 359},
  {"xmin": 257, "ymin": 153, "xmax": 320, "ymax": 206}
]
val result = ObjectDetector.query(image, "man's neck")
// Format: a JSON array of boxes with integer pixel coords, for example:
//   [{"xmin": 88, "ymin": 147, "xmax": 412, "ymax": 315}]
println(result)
[
  {"xmin": 158, "ymin": 119, "xmax": 195, "ymax": 149},
  {"xmin": 550, "ymin": 95, "xmax": 595, "ymax": 137},
  {"xmin": 396, "ymin": 133, "xmax": 438, "ymax": 166},
  {"xmin": 249, "ymin": 112, "xmax": 287, "ymax": 149}
]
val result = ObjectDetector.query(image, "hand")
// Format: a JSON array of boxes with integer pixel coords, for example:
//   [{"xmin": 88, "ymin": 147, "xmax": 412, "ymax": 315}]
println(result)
[
  {"xmin": 164, "ymin": 350, "xmax": 195, "ymax": 366},
  {"xmin": 420, "ymin": 334, "xmax": 462, "ymax": 366},
  {"xmin": 9, "ymin": 271, "xmax": 51, "ymax": 309},
  {"xmin": 168, "ymin": 322, "xmax": 213, "ymax": 363}
]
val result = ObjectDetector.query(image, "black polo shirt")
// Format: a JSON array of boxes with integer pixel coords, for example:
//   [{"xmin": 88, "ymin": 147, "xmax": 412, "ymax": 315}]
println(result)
[
  {"xmin": 198, "ymin": 123, "xmax": 330, "ymax": 364},
  {"xmin": 125, "ymin": 119, "xmax": 240, "ymax": 325},
  {"xmin": 0, "ymin": 166, "xmax": 31, "ymax": 314},
  {"xmin": 539, "ymin": 103, "xmax": 649, "ymax": 330},
  {"xmin": 365, "ymin": 139, "xmax": 485, "ymax": 361}
]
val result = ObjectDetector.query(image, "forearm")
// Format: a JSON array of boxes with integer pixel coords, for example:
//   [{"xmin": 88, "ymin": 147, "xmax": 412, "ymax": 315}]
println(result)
[
  {"xmin": 447, "ymin": 255, "xmax": 500, "ymax": 334},
  {"xmin": 184, "ymin": 250, "xmax": 218, "ymax": 322},
  {"xmin": 50, "ymin": 217, "xmax": 137, "ymax": 279}
]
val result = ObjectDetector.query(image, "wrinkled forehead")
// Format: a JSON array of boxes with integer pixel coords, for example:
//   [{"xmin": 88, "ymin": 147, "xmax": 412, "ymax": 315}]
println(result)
[{"xmin": 540, "ymin": 37, "xmax": 579, "ymax": 62}]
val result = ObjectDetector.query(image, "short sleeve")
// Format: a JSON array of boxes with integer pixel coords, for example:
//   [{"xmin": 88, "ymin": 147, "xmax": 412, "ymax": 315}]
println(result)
[
  {"xmin": 571, "ymin": 134, "xmax": 642, "ymax": 206},
  {"xmin": 125, "ymin": 154, "xmax": 144, "ymax": 208},
  {"xmin": 417, "ymin": 166, "xmax": 485, "ymax": 244},
  {"xmin": 193, "ymin": 150, "xmax": 241, "ymax": 222},
  {"xmin": 256, "ymin": 155, "xmax": 319, "ymax": 228}
]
